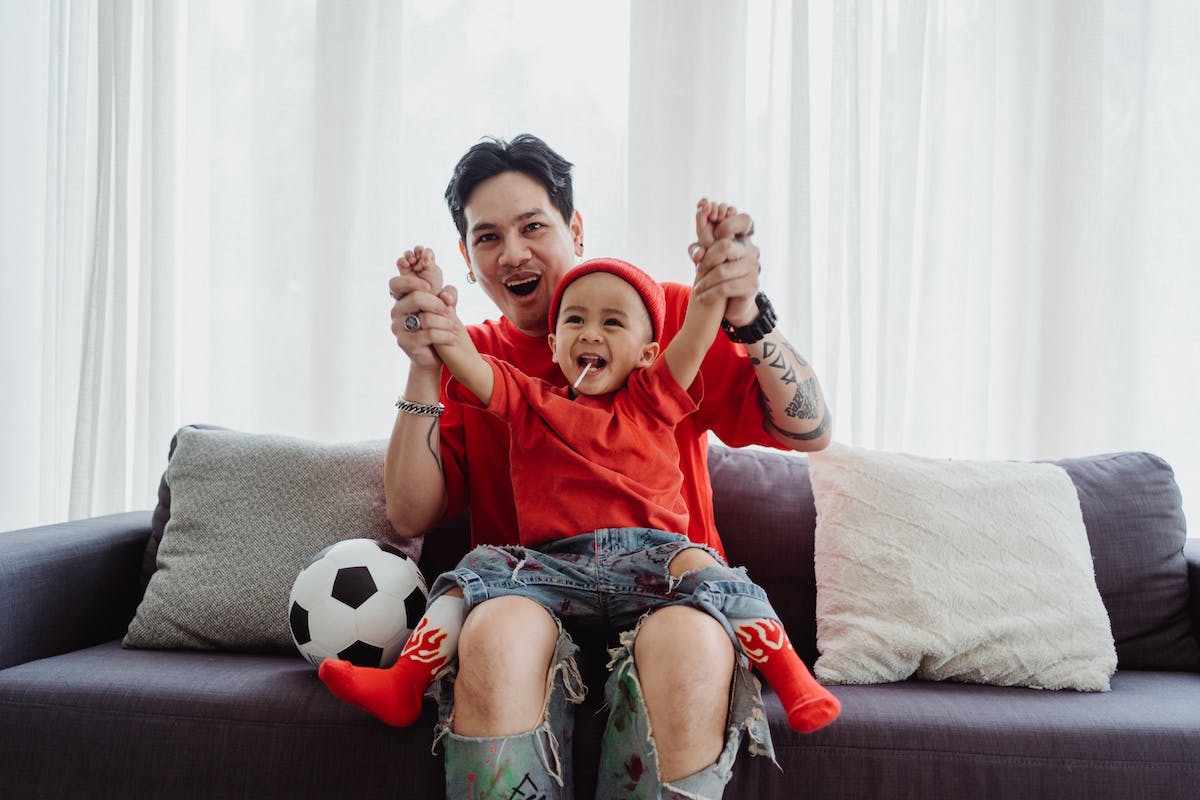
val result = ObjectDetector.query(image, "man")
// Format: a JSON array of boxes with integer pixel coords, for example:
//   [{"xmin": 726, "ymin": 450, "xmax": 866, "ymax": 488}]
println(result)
[{"xmin": 383, "ymin": 134, "xmax": 830, "ymax": 799}]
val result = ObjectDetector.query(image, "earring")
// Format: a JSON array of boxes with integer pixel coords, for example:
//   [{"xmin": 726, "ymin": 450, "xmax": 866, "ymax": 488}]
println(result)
[{"xmin": 466, "ymin": 271, "xmax": 477, "ymax": 285}]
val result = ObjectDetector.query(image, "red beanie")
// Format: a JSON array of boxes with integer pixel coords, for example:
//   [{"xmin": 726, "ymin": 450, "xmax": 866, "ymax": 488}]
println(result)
[{"xmin": 548, "ymin": 258, "xmax": 667, "ymax": 341}]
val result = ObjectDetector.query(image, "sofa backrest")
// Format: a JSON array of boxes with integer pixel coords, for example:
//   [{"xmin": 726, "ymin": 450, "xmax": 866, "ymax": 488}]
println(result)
[
  {"xmin": 706, "ymin": 443, "xmax": 1200, "ymax": 671},
  {"xmin": 707, "ymin": 445, "xmax": 823, "ymax": 664},
  {"xmin": 146, "ymin": 428, "xmax": 1197, "ymax": 671}
]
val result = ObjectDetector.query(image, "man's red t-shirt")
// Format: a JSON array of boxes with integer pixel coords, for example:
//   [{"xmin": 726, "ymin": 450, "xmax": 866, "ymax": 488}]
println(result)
[{"xmin": 436, "ymin": 282, "xmax": 784, "ymax": 559}]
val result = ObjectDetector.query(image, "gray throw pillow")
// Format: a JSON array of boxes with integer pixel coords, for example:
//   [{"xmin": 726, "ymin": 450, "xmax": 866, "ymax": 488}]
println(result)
[{"xmin": 124, "ymin": 427, "xmax": 419, "ymax": 653}]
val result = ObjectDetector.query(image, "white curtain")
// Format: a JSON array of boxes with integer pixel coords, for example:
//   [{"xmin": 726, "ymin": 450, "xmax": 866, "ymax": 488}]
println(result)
[
  {"xmin": 627, "ymin": 0, "xmax": 1200, "ymax": 530},
  {"xmin": 2, "ymin": 0, "xmax": 1197, "ymax": 532}
]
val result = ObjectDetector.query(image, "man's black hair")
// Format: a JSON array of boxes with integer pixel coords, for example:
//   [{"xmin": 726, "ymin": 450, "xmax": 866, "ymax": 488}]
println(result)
[{"xmin": 445, "ymin": 134, "xmax": 575, "ymax": 241}]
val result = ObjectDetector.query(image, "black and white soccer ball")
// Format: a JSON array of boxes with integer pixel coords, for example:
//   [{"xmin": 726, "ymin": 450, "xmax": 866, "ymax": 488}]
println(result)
[{"xmin": 288, "ymin": 538, "xmax": 428, "ymax": 669}]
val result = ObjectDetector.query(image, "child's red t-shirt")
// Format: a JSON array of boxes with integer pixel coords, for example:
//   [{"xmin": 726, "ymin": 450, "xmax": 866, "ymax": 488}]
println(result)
[
  {"xmin": 448, "ymin": 355, "xmax": 700, "ymax": 548},
  {"xmin": 436, "ymin": 282, "xmax": 784, "ymax": 560}
]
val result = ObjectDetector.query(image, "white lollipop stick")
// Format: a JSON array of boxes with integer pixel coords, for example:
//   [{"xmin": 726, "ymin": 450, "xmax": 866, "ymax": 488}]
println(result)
[{"xmin": 572, "ymin": 363, "xmax": 594, "ymax": 390}]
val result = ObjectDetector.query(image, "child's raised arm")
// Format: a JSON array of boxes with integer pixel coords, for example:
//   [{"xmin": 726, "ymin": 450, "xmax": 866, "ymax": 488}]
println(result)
[
  {"xmin": 663, "ymin": 199, "xmax": 735, "ymax": 390},
  {"xmin": 410, "ymin": 250, "xmax": 495, "ymax": 405}
]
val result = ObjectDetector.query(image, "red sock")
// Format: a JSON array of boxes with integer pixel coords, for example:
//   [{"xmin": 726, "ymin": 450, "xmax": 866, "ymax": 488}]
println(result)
[
  {"xmin": 734, "ymin": 618, "xmax": 840, "ymax": 733},
  {"xmin": 319, "ymin": 596, "xmax": 462, "ymax": 727}
]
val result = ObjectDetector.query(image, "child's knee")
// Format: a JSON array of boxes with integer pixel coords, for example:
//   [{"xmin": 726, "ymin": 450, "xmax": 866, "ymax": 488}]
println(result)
[{"xmin": 667, "ymin": 547, "xmax": 721, "ymax": 578}]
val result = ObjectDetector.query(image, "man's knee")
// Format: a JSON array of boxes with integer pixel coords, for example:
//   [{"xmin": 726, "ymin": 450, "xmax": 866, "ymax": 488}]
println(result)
[
  {"xmin": 634, "ymin": 605, "xmax": 734, "ymax": 690},
  {"xmin": 632, "ymin": 605, "xmax": 734, "ymax": 781},
  {"xmin": 453, "ymin": 595, "xmax": 557, "ymax": 736},
  {"xmin": 667, "ymin": 546, "xmax": 721, "ymax": 578}
]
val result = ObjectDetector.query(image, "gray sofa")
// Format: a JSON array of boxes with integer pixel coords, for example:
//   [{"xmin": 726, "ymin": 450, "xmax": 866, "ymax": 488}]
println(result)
[{"xmin": 2, "ymin": 441, "xmax": 1198, "ymax": 799}]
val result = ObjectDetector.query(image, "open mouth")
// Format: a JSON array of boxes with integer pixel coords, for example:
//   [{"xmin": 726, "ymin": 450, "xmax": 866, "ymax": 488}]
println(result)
[
  {"xmin": 577, "ymin": 354, "xmax": 607, "ymax": 370},
  {"xmin": 504, "ymin": 276, "xmax": 540, "ymax": 297}
]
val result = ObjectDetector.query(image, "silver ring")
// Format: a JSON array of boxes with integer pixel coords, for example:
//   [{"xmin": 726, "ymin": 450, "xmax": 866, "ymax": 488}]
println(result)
[{"xmin": 403, "ymin": 313, "xmax": 422, "ymax": 332}]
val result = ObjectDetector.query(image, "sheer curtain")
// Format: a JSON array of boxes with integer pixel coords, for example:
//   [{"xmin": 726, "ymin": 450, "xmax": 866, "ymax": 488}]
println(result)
[
  {"xmin": 626, "ymin": 0, "xmax": 1200, "ymax": 531},
  {"xmin": 1, "ymin": 0, "xmax": 633, "ymax": 530},
  {"xmin": 3, "ymin": 0, "xmax": 1197, "ymax": 532}
]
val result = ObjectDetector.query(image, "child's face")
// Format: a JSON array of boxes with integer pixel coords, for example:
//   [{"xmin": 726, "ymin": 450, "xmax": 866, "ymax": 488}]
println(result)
[{"xmin": 548, "ymin": 272, "xmax": 660, "ymax": 395}]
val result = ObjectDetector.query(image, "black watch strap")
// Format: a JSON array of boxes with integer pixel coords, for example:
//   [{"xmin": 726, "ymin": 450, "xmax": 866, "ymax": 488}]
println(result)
[{"xmin": 721, "ymin": 292, "xmax": 777, "ymax": 345}]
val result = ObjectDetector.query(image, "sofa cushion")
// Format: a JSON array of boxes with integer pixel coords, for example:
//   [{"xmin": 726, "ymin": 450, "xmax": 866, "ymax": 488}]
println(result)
[
  {"xmin": 752, "ymin": 671, "xmax": 1200, "ymax": 800},
  {"xmin": 808, "ymin": 442, "xmax": 1117, "ymax": 690},
  {"xmin": 3, "ymin": 641, "xmax": 1197, "ymax": 800},
  {"xmin": 124, "ymin": 427, "xmax": 418, "ymax": 653},
  {"xmin": 1055, "ymin": 451, "xmax": 1200, "ymax": 670},
  {"xmin": 0, "ymin": 641, "xmax": 445, "ymax": 799},
  {"xmin": 708, "ymin": 444, "xmax": 821, "ymax": 665},
  {"xmin": 0, "ymin": 639, "xmax": 612, "ymax": 800}
]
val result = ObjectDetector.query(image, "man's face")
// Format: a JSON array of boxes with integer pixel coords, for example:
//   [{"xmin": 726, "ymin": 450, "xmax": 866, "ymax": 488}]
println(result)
[{"xmin": 458, "ymin": 171, "xmax": 583, "ymax": 337}]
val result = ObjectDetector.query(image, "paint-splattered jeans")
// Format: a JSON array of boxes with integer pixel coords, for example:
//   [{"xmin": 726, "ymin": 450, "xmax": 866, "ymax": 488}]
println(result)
[{"xmin": 429, "ymin": 528, "xmax": 778, "ymax": 800}]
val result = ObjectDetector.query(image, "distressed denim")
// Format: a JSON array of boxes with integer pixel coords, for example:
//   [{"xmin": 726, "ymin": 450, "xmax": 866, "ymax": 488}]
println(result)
[{"xmin": 430, "ymin": 528, "xmax": 778, "ymax": 800}]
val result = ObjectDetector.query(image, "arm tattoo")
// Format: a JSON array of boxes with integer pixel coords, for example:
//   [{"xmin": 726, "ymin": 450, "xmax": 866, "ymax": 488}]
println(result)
[
  {"xmin": 758, "ymin": 341, "xmax": 805, "ymax": 384},
  {"xmin": 754, "ymin": 337, "xmax": 825, "ymax": 435},
  {"xmin": 783, "ymin": 341, "xmax": 810, "ymax": 367},
  {"xmin": 785, "ymin": 377, "xmax": 820, "ymax": 419},
  {"xmin": 763, "ymin": 341, "xmax": 789, "ymax": 371},
  {"xmin": 425, "ymin": 417, "xmax": 446, "ymax": 483},
  {"xmin": 765, "ymin": 402, "xmax": 832, "ymax": 441}
]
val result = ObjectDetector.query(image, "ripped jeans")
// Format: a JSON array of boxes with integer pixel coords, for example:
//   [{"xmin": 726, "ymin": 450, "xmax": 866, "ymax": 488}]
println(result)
[{"xmin": 428, "ymin": 528, "xmax": 778, "ymax": 800}]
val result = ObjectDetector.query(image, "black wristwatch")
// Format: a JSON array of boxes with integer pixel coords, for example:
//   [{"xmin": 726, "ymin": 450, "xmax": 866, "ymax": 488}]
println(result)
[{"xmin": 721, "ymin": 292, "xmax": 777, "ymax": 344}]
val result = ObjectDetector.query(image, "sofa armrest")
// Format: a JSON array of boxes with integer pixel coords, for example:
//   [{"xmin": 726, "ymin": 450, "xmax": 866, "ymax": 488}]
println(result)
[
  {"xmin": 1187, "ymin": 539, "xmax": 1200, "ymax": 647},
  {"xmin": 0, "ymin": 511, "xmax": 152, "ymax": 670}
]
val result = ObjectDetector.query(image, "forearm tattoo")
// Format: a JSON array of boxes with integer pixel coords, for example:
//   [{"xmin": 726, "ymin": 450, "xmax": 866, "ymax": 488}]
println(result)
[
  {"xmin": 765, "ymin": 403, "xmax": 832, "ymax": 441},
  {"xmin": 782, "ymin": 340, "xmax": 810, "ymax": 367},
  {"xmin": 425, "ymin": 417, "xmax": 446, "ymax": 482},
  {"xmin": 786, "ymin": 377, "xmax": 821, "ymax": 420},
  {"xmin": 753, "ymin": 340, "xmax": 830, "ymax": 438}
]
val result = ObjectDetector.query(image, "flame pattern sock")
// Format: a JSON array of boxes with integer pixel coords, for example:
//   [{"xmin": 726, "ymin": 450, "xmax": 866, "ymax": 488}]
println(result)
[
  {"xmin": 733, "ymin": 617, "xmax": 840, "ymax": 733},
  {"xmin": 319, "ymin": 594, "xmax": 464, "ymax": 727}
]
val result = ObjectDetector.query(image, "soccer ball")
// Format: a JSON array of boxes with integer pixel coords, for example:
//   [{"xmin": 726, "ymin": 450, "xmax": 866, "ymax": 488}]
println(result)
[{"xmin": 288, "ymin": 538, "xmax": 428, "ymax": 669}]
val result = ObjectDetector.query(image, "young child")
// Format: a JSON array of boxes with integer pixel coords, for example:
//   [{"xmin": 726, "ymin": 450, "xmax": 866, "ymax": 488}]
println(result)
[{"xmin": 319, "ymin": 201, "xmax": 840, "ymax": 734}]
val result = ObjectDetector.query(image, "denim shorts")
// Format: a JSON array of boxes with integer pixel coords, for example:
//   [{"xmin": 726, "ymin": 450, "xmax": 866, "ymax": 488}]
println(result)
[{"xmin": 429, "ymin": 528, "xmax": 778, "ymax": 799}]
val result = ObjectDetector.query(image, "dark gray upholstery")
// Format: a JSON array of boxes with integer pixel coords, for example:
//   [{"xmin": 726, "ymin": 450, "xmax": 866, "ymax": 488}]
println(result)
[
  {"xmin": 1189, "ymin": 539, "xmax": 1200, "ymax": 643},
  {"xmin": 709, "ymin": 445, "xmax": 822, "ymax": 664},
  {"xmin": 2, "ymin": 442, "xmax": 1197, "ymax": 799},
  {"xmin": 1056, "ymin": 451, "xmax": 1199, "ymax": 669},
  {"xmin": 0, "ymin": 512, "xmax": 147, "ymax": 670},
  {"xmin": 753, "ymin": 671, "xmax": 1200, "ymax": 799},
  {"xmin": 0, "ymin": 641, "xmax": 446, "ymax": 799}
]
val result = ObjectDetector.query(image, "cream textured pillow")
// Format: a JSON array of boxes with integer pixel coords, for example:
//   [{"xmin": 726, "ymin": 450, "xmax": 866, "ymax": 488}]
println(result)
[
  {"xmin": 124, "ymin": 427, "xmax": 417, "ymax": 653},
  {"xmin": 809, "ymin": 443, "xmax": 1117, "ymax": 691}
]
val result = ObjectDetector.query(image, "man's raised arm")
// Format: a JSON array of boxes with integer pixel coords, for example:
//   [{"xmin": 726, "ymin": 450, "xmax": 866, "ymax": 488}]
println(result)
[
  {"xmin": 383, "ymin": 247, "xmax": 454, "ymax": 538},
  {"xmin": 692, "ymin": 214, "xmax": 832, "ymax": 451}
]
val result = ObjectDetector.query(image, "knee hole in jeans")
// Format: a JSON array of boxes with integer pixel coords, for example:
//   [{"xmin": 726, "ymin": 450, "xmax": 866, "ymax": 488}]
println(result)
[{"xmin": 667, "ymin": 547, "xmax": 721, "ymax": 578}]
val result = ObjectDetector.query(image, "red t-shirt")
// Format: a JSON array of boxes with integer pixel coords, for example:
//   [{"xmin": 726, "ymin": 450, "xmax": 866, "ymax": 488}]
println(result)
[
  {"xmin": 437, "ymin": 282, "xmax": 784, "ymax": 559},
  {"xmin": 448, "ymin": 355, "xmax": 700, "ymax": 547}
]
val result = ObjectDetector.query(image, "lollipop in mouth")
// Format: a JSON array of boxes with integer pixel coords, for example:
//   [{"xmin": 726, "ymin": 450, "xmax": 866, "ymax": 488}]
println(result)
[
  {"xmin": 577, "ymin": 354, "xmax": 606, "ymax": 370},
  {"xmin": 573, "ymin": 355, "xmax": 606, "ymax": 389}
]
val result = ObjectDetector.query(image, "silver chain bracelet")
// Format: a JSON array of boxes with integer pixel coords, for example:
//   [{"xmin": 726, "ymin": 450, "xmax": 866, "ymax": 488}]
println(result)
[{"xmin": 395, "ymin": 397, "xmax": 445, "ymax": 417}]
